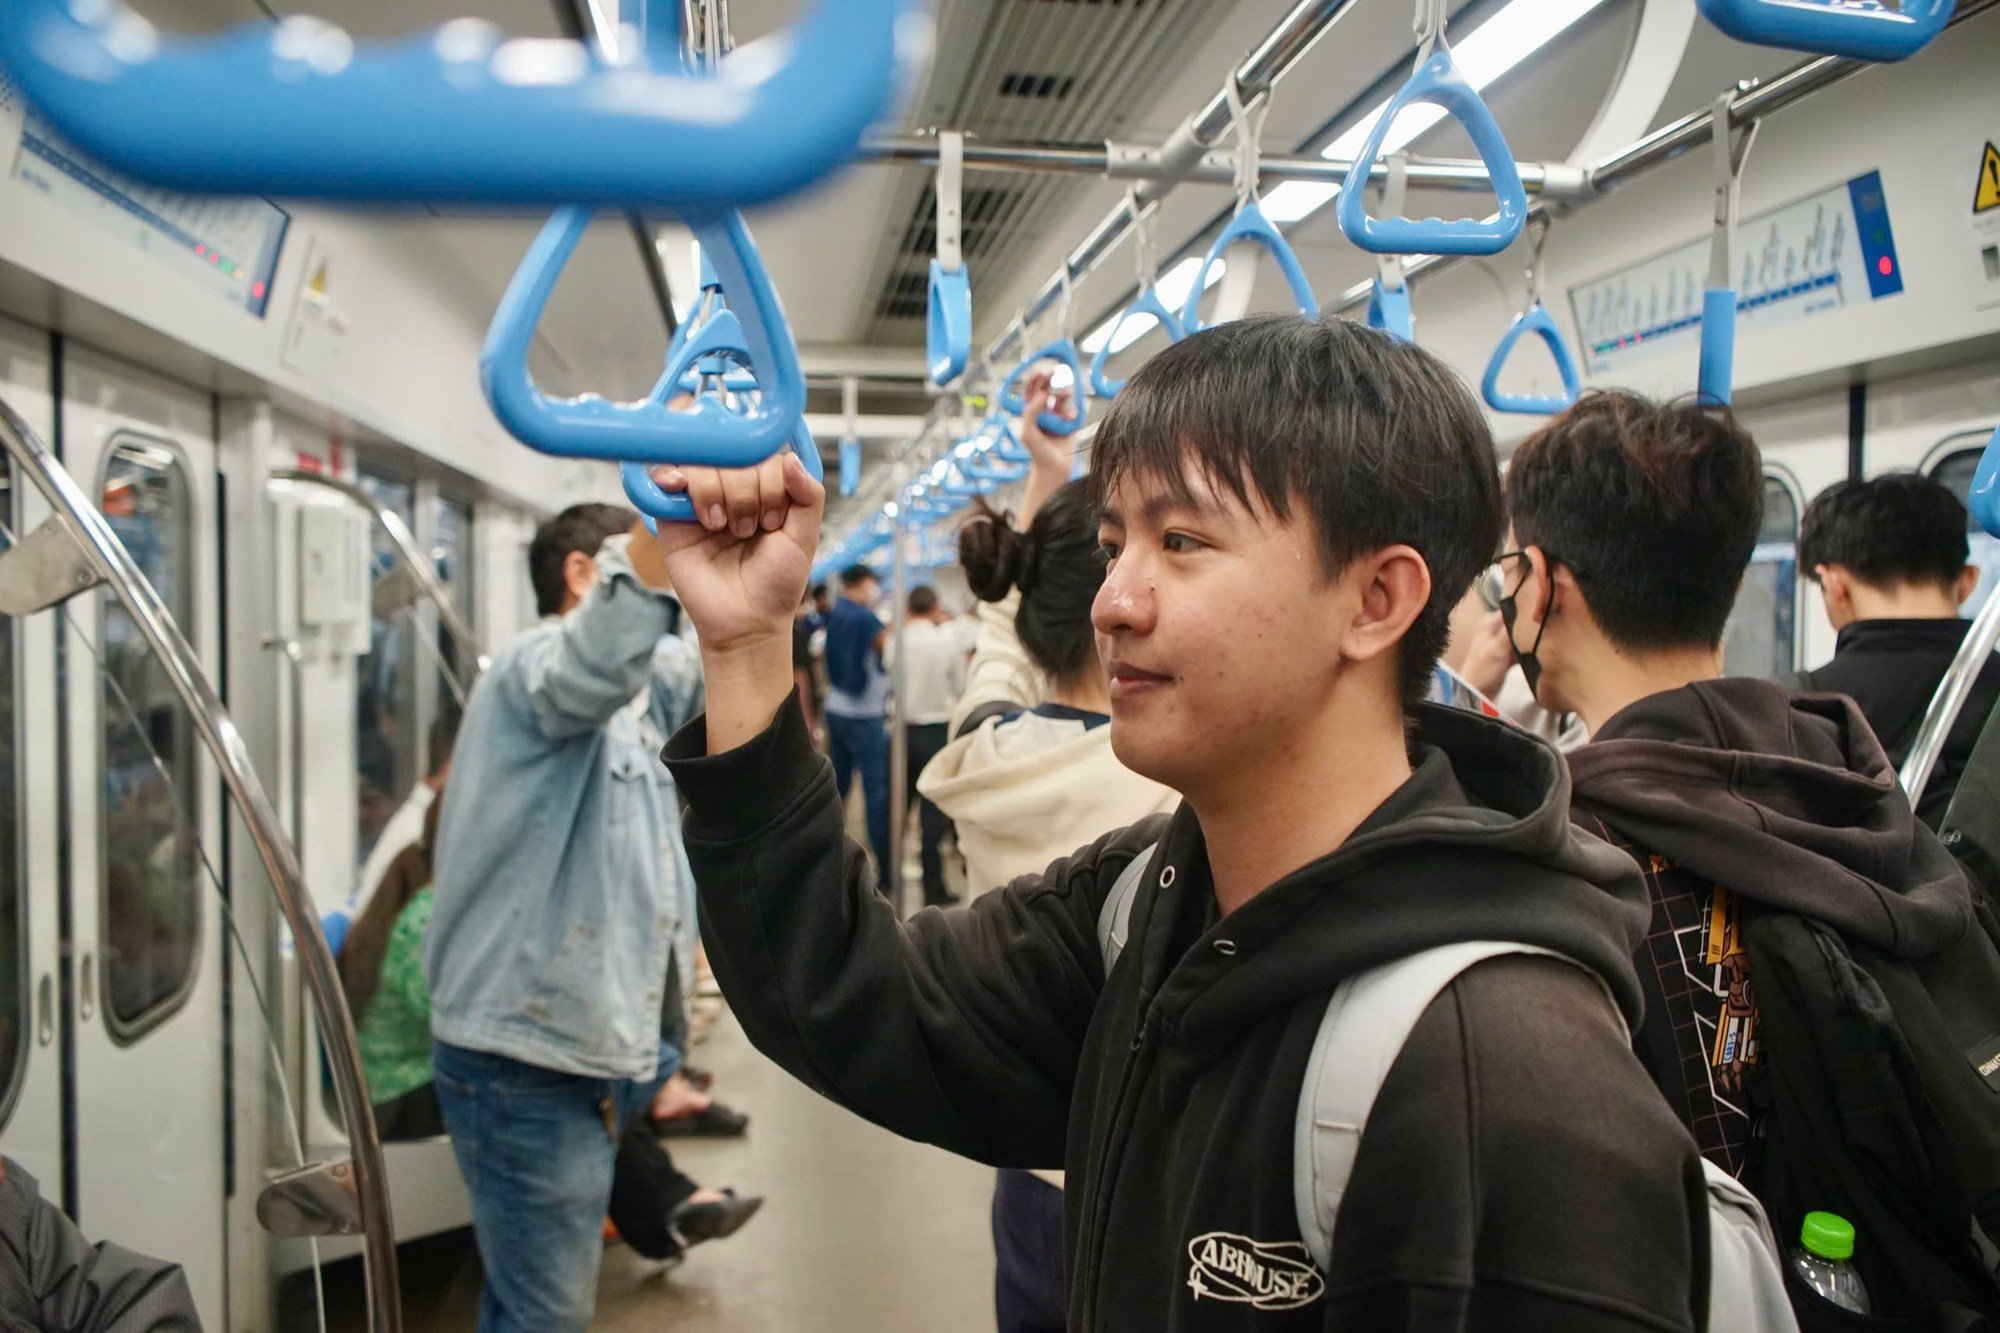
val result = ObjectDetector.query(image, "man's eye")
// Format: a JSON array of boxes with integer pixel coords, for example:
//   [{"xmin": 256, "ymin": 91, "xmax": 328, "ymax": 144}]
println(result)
[
  {"xmin": 1094, "ymin": 543, "xmax": 1119, "ymax": 566},
  {"xmin": 1163, "ymin": 533, "xmax": 1202, "ymax": 554}
]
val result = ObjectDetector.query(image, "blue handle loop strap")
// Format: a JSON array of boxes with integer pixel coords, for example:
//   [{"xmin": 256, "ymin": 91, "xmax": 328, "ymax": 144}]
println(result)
[
  {"xmin": 1367, "ymin": 274, "xmax": 1415, "ymax": 343},
  {"xmin": 1693, "ymin": 0, "xmax": 1951, "ymax": 62},
  {"xmin": 1091, "ymin": 288, "xmax": 1185, "ymax": 399},
  {"xmin": 1967, "ymin": 424, "xmax": 2000, "ymax": 540},
  {"xmin": 481, "ymin": 206, "xmax": 820, "ymax": 522},
  {"xmin": 1482, "ymin": 303, "xmax": 1581, "ymax": 415},
  {"xmin": 998, "ymin": 339, "xmax": 1089, "ymax": 437},
  {"xmin": 0, "ymin": 0, "xmax": 918, "ymax": 209},
  {"xmin": 1181, "ymin": 202, "xmax": 1319, "ymax": 333},
  {"xmin": 1334, "ymin": 17, "xmax": 1529, "ymax": 258},
  {"xmin": 928, "ymin": 131, "xmax": 972, "ymax": 387},
  {"xmin": 1696, "ymin": 90, "xmax": 1762, "ymax": 408},
  {"xmin": 839, "ymin": 438, "xmax": 862, "ymax": 498}
]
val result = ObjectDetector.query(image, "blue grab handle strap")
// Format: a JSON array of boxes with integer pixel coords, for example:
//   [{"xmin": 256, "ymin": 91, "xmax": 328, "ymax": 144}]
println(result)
[
  {"xmin": 1480, "ymin": 302, "xmax": 1582, "ymax": 415},
  {"xmin": 1181, "ymin": 202, "xmax": 1319, "ymax": 333},
  {"xmin": 839, "ymin": 438, "xmax": 862, "ymax": 498},
  {"xmin": 618, "ymin": 420, "xmax": 824, "ymax": 524},
  {"xmin": 928, "ymin": 261, "xmax": 972, "ymax": 387},
  {"xmin": 1693, "ymin": 0, "xmax": 1951, "ymax": 62},
  {"xmin": 0, "ymin": 0, "xmax": 915, "ymax": 209},
  {"xmin": 1089, "ymin": 286, "xmax": 1185, "ymax": 399},
  {"xmin": 998, "ymin": 339, "xmax": 1089, "ymax": 437},
  {"xmin": 1335, "ymin": 48, "xmax": 1529, "ymax": 258},
  {"xmin": 1968, "ymin": 424, "xmax": 2000, "ymax": 540},
  {"xmin": 481, "ymin": 206, "xmax": 818, "ymax": 522},
  {"xmin": 1367, "ymin": 280, "xmax": 1415, "ymax": 343},
  {"xmin": 1698, "ymin": 287, "xmax": 1738, "ymax": 407}
]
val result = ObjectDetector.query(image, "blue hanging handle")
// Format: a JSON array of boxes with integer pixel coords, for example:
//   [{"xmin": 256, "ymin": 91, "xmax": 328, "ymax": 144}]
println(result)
[
  {"xmin": 1697, "ymin": 288, "xmax": 1738, "ymax": 407},
  {"xmin": 839, "ymin": 439, "xmax": 862, "ymax": 498},
  {"xmin": 1968, "ymin": 424, "xmax": 2000, "ymax": 540},
  {"xmin": 1367, "ymin": 278, "xmax": 1415, "ymax": 343},
  {"xmin": 618, "ymin": 420, "xmax": 822, "ymax": 524},
  {"xmin": 1335, "ymin": 47, "xmax": 1529, "ymax": 257},
  {"xmin": 929, "ymin": 262, "xmax": 972, "ymax": 387},
  {"xmin": 1089, "ymin": 288, "xmax": 1185, "ymax": 399},
  {"xmin": 482, "ymin": 206, "xmax": 820, "ymax": 523},
  {"xmin": 0, "ymin": 0, "xmax": 918, "ymax": 209},
  {"xmin": 1481, "ymin": 303, "xmax": 1582, "ymax": 415},
  {"xmin": 1182, "ymin": 202, "xmax": 1319, "ymax": 333},
  {"xmin": 1694, "ymin": 0, "xmax": 1951, "ymax": 62},
  {"xmin": 998, "ymin": 339, "xmax": 1089, "ymax": 437}
]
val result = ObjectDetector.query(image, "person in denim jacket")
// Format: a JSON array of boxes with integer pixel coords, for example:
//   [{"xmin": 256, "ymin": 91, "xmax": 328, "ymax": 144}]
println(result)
[{"xmin": 424, "ymin": 503, "xmax": 703, "ymax": 1333}]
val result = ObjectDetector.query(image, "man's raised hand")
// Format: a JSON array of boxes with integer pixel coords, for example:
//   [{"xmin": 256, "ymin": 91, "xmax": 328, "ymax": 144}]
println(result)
[{"xmin": 646, "ymin": 452, "xmax": 823, "ymax": 658}]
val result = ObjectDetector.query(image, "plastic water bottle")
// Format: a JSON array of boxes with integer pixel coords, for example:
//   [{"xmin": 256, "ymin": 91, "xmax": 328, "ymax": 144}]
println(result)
[{"xmin": 1790, "ymin": 1211, "xmax": 1871, "ymax": 1315}]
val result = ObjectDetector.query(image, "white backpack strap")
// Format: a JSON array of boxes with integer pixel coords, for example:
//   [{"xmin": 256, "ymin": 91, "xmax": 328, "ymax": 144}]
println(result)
[
  {"xmin": 1700, "ymin": 1159, "xmax": 1799, "ymax": 1333},
  {"xmin": 1096, "ymin": 844, "xmax": 1157, "ymax": 978},
  {"xmin": 1292, "ymin": 940, "xmax": 1622, "ymax": 1274}
]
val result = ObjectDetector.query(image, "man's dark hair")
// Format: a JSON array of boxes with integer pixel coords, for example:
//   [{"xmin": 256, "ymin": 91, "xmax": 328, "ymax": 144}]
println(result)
[
  {"xmin": 1799, "ymin": 472, "xmax": 1970, "ymax": 593},
  {"xmin": 908, "ymin": 586, "xmax": 939, "ymax": 617},
  {"xmin": 840, "ymin": 564, "xmax": 879, "ymax": 590},
  {"xmin": 1505, "ymin": 391, "xmax": 1763, "ymax": 652},
  {"xmin": 1088, "ymin": 313, "xmax": 1504, "ymax": 706},
  {"xmin": 528, "ymin": 503, "xmax": 636, "ymax": 618}
]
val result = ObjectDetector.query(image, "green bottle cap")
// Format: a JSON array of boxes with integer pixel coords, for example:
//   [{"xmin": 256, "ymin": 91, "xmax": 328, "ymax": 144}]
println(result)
[{"xmin": 1800, "ymin": 1212, "xmax": 1856, "ymax": 1262}]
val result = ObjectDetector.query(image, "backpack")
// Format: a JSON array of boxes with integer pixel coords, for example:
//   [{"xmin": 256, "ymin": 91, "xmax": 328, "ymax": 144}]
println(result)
[
  {"xmin": 1738, "ymin": 908, "xmax": 2000, "ymax": 1332},
  {"xmin": 1098, "ymin": 845, "xmax": 1799, "ymax": 1333}
]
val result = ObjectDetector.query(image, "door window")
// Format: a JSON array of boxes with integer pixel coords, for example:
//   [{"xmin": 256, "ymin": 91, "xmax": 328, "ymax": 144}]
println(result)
[
  {"xmin": 355, "ymin": 469, "xmax": 418, "ymax": 866},
  {"xmin": 99, "ymin": 438, "xmax": 201, "ymax": 1036},
  {"xmin": 1928, "ymin": 444, "xmax": 2000, "ymax": 618},
  {"xmin": 1723, "ymin": 477, "xmax": 1801, "ymax": 679}
]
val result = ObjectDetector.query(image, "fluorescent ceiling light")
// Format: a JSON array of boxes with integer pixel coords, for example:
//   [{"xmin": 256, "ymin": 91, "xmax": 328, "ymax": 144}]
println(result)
[{"xmin": 1260, "ymin": 0, "xmax": 1612, "ymax": 226}]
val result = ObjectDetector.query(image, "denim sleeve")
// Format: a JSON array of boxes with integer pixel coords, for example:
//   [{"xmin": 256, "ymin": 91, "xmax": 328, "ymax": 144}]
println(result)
[{"xmin": 521, "ymin": 535, "xmax": 681, "ymax": 742}]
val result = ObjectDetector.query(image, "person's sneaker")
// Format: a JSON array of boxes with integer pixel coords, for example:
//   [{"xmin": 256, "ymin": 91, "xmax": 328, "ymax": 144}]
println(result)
[
  {"xmin": 669, "ymin": 1190, "xmax": 764, "ymax": 1249},
  {"xmin": 653, "ymin": 1101, "xmax": 751, "ymax": 1139}
]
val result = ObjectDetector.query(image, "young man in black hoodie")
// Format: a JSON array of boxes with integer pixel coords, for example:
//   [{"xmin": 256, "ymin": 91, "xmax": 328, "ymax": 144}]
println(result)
[
  {"xmin": 1500, "ymin": 391, "xmax": 1987, "ymax": 1307},
  {"xmin": 646, "ymin": 317, "xmax": 1711, "ymax": 1331},
  {"xmin": 1793, "ymin": 472, "xmax": 2000, "ymax": 826}
]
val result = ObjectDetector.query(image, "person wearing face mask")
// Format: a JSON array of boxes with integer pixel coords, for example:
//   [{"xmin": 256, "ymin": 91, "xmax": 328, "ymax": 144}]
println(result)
[
  {"xmin": 1501, "ymin": 391, "xmax": 2000, "ymax": 1330},
  {"xmin": 641, "ymin": 316, "xmax": 1716, "ymax": 1332}
]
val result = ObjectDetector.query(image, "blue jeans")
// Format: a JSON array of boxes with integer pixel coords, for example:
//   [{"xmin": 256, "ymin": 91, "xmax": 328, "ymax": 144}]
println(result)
[
  {"xmin": 433, "ymin": 1041, "xmax": 666, "ymax": 1333},
  {"xmin": 827, "ymin": 711, "xmax": 892, "ymax": 880}
]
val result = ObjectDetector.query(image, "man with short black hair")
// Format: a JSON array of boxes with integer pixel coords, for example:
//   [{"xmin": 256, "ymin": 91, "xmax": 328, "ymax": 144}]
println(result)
[
  {"xmin": 643, "ymin": 316, "xmax": 1713, "ymax": 1330},
  {"xmin": 892, "ymin": 583, "xmax": 966, "ymax": 911},
  {"xmin": 1503, "ymin": 393, "xmax": 1988, "ymax": 1324},
  {"xmin": 824, "ymin": 563, "xmax": 893, "ymax": 880},
  {"xmin": 1795, "ymin": 472, "xmax": 2000, "ymax": 824},
  {"xmin": 425, "ymin": 502, "xmax": 711, "ymax": 1333}
]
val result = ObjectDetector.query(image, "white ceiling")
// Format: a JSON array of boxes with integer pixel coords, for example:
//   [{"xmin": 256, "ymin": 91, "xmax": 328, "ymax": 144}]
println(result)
[{"xmin": 123, "ymin": 0, "xmax": 1890, "ymax": 523}]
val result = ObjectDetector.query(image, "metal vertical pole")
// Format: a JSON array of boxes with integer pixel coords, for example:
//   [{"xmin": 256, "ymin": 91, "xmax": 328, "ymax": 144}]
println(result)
[{"xmin": 887, "ymin": 527, "xmax": 910, "ymax": 912}]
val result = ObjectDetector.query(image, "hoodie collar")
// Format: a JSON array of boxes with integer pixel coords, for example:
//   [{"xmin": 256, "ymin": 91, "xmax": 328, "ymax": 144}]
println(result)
[
  {"xmin": 1572, "ymin": 677, "xmax": 1971, "ymax": 958},
  {"xmin": 1128, "ymin": 704, "xmax": 1652, "ymax": 1064}
]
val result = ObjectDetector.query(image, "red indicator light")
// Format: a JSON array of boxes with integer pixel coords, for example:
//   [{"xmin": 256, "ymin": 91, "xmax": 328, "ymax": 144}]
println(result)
[
  {"xmin": 194, "ymin": 244, "xmax": 206, "ymax": 256},
  {"xmin": 1877, "ymin": 256, "xmax": 1894, "ymax": 277},
  {"xmin": 252, "ymin": 281, "xmax": 266, "ymax": 299}
]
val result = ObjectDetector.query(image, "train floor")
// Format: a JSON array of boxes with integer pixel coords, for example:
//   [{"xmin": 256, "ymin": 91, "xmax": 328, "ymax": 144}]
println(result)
[{"xmin": 320, "ymin": 1001, "xmax": 1000, "ymax": 1331}]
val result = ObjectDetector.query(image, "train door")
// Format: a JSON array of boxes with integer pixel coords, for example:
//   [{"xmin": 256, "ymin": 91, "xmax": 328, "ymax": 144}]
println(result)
[
  {"xmin": 1925, "ymin": 430, "xmax": 2000, "ymax": 617},
  {"xmin": 58, "ymin": 347, "xmax": 228, "ymax": 1324},
  {"xmin": 0, "ymin": 315, "xmax": 60, "ymax": 1187}
]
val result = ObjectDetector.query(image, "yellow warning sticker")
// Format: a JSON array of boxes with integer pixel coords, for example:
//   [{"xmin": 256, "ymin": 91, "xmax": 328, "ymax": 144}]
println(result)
[{"xmin": 1977, "ymin": 141, "xmax": 2000, "ymax": 215}]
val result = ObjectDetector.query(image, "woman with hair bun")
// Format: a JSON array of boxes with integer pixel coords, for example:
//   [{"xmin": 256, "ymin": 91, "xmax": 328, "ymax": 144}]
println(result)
[{"xmin": 915, "ymin": 370, "xmax": 1175, "ymax": 1333}]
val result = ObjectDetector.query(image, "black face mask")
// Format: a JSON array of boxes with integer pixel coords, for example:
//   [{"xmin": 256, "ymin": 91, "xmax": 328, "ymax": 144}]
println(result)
[{"xmin": 1497, "ymin": 552, "xmax": 1554, "ymax": 700}]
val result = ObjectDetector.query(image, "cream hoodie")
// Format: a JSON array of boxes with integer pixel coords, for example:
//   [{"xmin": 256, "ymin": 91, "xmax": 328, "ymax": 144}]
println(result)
[{"xmin": 918, "ymin": 591, "xmax": 1177, "ymax": 1191}]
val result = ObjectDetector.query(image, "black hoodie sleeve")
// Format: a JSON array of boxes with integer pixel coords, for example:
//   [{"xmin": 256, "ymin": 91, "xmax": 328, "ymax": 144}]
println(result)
[
  {"xmin": 1, "ymin": 1158, "xmax": 204, "ymax": 1332},
  {"xmin": 664, "ymin": 698, "xmax": 1160, "ymax": 1168}
]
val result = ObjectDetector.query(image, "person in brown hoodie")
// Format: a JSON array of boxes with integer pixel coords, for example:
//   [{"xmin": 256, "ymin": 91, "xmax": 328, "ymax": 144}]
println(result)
[{"xmin": 1498, "ymin": 390, "xmax": 2000, "ymax": 1328}]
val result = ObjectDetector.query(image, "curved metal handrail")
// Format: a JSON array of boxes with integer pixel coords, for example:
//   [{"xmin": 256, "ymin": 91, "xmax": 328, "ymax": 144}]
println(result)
[
  {"xmin": 1900, "ymin": 584, "xmax": 2000, "ymax": 806},
  {"xmin": 0, "ymin": 400, "xmax": 402, "ymax": 1333},
  {"xmin": 270, "ymin": 468, "xmax": 488, "ymax": 686}
]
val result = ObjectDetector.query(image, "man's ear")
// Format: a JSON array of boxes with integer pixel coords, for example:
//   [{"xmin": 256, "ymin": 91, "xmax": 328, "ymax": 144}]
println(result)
[
  {"xmin": 564, "ymin": 550, "xmax": 597, "ymax": 603},
  {"xmin": 1956, "ymin": 565, "xmax": 1982, "ymax": 609},
  {"xmin": 1341, "ymin": 545, "xmax": 1431, "ymax": 666},
  {"xmin": 1512, "ymin": 545, "xmax": 1557, "ymax": 631},
  {"xmin": 1816, "ymin": 564, "xmax": 1853, "ymax": 620}
]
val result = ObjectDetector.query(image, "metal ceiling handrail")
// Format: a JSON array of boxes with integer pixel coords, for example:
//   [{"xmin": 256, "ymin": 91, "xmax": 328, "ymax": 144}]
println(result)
[
  {"xmin": 271, "ymin": 468, "xmax": 488, "ymax": 684},
  {"xmin": 0, "ymin": 401, "xmax": 402, "ymax": 1333}
]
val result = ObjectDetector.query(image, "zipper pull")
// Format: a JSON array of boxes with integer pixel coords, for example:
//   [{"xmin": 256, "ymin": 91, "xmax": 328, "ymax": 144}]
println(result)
[{"xmin": 1129, "ymin": 1010, "xmax": 1155, "ymax": 1054}]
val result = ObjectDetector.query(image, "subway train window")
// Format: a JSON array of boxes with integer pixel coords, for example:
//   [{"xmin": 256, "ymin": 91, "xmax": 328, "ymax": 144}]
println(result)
[
  {"xmin": 98, "ymin": 439, "xmax": 201, "ymax": 1035},
  {"xmin": 433, "ymin": 493, "xmax": 472, "ymax": 734},
  {"xmin": 355, "ymin": 467, "xmax": 418, "ymax": 866},
  {"xmin": 1927, "ymin": 442, "xmax": 2000, "ymax": 617},
  {"xmin": 1722, "ymin": 477, "xmax": 1801, "ymax": 679},
  {"xmin": 0, "ymin": 456, "xmax": 18, "ymax": 1121}
]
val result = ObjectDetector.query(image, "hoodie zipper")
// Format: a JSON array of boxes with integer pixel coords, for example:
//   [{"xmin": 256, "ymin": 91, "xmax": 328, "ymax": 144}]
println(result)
[{"xmin": 1077, "ymin": 1004, "xmax": 1160, "ymax": 1331}]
